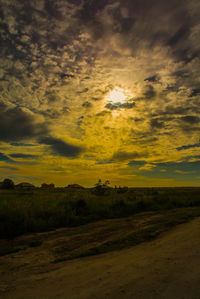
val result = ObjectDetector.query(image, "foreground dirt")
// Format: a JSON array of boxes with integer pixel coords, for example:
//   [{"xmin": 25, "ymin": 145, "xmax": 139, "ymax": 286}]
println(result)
[{"xmin": 1, "ymin": 213, "xmax": 200, "ymax": 298}]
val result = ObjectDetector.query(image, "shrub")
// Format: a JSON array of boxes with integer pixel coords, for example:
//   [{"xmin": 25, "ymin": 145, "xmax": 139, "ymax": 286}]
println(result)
[
  {"xmin": 1, "ymin": 178, "xmax": 14, "ymax": 189},
  {"xmin": 29, "ymin": 240, "xmax": 43, "ymax": 247},
  {"xmin": 117, "ymin": 187, "xmax": 128, "ymax": 194},
  {"xmin": 74, "ymin": 199, "xmax": 88, "ymax": 216},
  {"xmin": 92, "ymin": 185, "xmax": 109, "ymax": 196},
  {"xmin": 91, "ymin": 179, "xmax": 111, "ymax": 196}
]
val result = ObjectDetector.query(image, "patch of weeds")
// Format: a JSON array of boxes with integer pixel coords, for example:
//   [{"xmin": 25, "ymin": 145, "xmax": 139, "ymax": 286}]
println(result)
[
  {"xmin": 52, "ymin": 208, "xmax": 200, "ymax": 263},
  {"xmin": 52, "ymin": 247, "xmax": 103, "ymax": 263},
  {"xmin": 0, "ymin": 246, "xmax": 21, "ymax": 257},
  {"xmin": 29, "ymin": 240, "xmax": 43, "ymax": 247}
]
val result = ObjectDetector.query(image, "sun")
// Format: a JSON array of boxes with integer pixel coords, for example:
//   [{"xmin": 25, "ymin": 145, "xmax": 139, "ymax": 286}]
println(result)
[{"xmin": 107, "ymin": 87, "xmax": 128, "ymax": 104}]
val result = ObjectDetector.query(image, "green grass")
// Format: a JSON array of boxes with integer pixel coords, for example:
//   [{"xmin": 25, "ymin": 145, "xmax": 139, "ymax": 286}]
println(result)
[{"xmin": 0, "ymin": 187, "xmax": 200, "ymax": 239}]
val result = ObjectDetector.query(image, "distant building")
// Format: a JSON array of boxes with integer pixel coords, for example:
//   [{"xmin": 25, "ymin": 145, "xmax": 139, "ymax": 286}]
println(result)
[
  {"xmin": 16, "ymin": 182, "xmax": 35, "ymax": 189},
  {"xmin": 67, "ymin": 184, "xmax": 84, "ymax": 189},
  {"xmin": 41, "ymin": 183, "xmax": 55, "ymax": 188}
]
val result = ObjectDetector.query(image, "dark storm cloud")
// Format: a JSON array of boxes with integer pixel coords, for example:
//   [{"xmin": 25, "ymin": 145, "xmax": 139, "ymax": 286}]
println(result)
[
  {"xmin": 40, "ymin": 107, "xmax": 69, "ymax": 120},
  {"xmin": 180, "ymin": 116, "xmax": 200, "ymax": 124},
  {"xmin": 100, "ymin": 0, "xmax": 194, "ymax": 61},
  {"xmin": 0, "ymin": 153, "xmax": 15, "ymax": 164},
  {"xmin": 121, "ymin": 102, "xmax": 136, "ymax": 109},
  {"xmin": 172, "ymin": 70, "xmax": 190, "ymax": 79},
  {"xmin": 0, "ymin": 102, "xmax": 47, "ymax": 142},
  {"xmin": 156, "ymin": 106, "xmax": 190, "ymax": 116},
  {"xmin": 91, "ymin": 97, "xmax": 103, "ymax": 101},
  {"xmin": 9, "ymin": 153, "xmax": 38, "ymax": 159},
  {"xmin": 150, "ymin": 118, "xmax": 165, "ymax": 129},
  {"xmin": 39, "ymin": 137, "xmax": 84, "ymax": 158},
  {"xmin": 44, "ymin": 0, "xmax": 64, "ymax": 20},
  {"xmin": 59, "ymin": 73, "xmax": 75, "ymax": 79},
  {"xmin": 144, "ymin": 75, "xmax": 160, "ymax": 83},
  {"xmin": 105, "ymin": 101, "xmax": 136, "ymax": 110},
  {"xmin": 143, "ymin": 85, "xmax": 156, "ymax": 100},
  {"xmin": 0, "ymin": 152, "xmax": 38, "ymax": 166},
  {"xmin": 0, "ymin": 0, "xmax": 198, "ymax": 84},
  {"xmin": 77, "ymin": 88, "xmax": 89, "ymax": 94},
  {"xmin": 10, "ymin": 143, "xmax": 37, "ymax": 147},
  {"xmin": 128, "ymin": 161, "xmax": 146, "ymax": 167},
  {"xmin": 0, "ymin": 166, "xmax": 18, "ymax": 171},
  {"xmin": 166, "ymin": 25, "xmax": 189, "ymax": 47},
  {"xmin": 96, "ymin": 110, "xmax": 111, "ymax": 117},
  {"xmin": 77, "ymin": 0, "xmax": 110, "ymax": 24},
  {"xmin": 112, "ymin": 151, "xmax": 148, "ymax": 162},
  {"xmin": 96, "ymin": 160, "xmax": 114, "ymax": 165},
  {"xmin": 163, "ymin": 85, "xmax": 180, "ymax": 94},
  {"xmin": 0, "ymin": 0, "xmax": 86, "ymax": 92},
  {"xmin": 82, "ymin": 101, "xmax": 93, "ymax": 108},
  {"xmin": 190, "ymin": 88, "xmax": 200, "ymax": 97},
  {"xmin": 136, "ymin": 137, "xmax": 158, "ymax": 145},
  {"xmin": 176, "ymin": 143, "xmax": 200, "ymax": 151},
  {"xmin": 74, "ymin": 0, "xmax": 196, "ymax": 65},
  {"xmin": 1, "ymin": 0, "xmax": 198, "ymax": 101}
]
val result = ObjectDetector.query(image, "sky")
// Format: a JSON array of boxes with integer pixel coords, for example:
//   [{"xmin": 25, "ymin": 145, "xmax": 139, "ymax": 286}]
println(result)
[{"xmin": 0, "ymin": 0, "xmax": 200, "ymax": 187}]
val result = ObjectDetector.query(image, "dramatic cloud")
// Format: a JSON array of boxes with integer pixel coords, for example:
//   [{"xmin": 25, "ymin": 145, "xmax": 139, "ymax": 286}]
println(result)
[
  {"xmin": 176, "ymin": 143, "xmax": 200, "ymax": 151},
  {"xmin": 39, "ymin": 137, "xmax": 84, "ymax": 158},
  {"xmin": 0, "ymin": 102, "xmax": 47, "ymax": 142},
  {"xmin": 0, "ymin": 0, "xmax": 200, "ymax": 186},
  {"xmin": 0, "ymin": 152, "xmax": 15, "ymax": 164},
  {"xmin": 9, "ymin": 153, "xmax": 38, "ymax": 159},
  {"xmin": 0, "ymin": 166, "xmax": 18, "ymax": 171},
  {"xmin": 105, "ymin": 101, "xmax": 136, "ymax": 110},
  {"xmin": 112, "ymin": 151, "xmax": 148, "ymax": 162}
]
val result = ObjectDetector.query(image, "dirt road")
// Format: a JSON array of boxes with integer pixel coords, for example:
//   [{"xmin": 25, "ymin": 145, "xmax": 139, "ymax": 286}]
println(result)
[{"xmin": 1, "ymin": 217, "xmax": 200, "ymax": 299}]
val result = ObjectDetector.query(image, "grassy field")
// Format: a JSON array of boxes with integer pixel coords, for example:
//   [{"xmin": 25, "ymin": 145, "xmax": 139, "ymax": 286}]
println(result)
[{"xmin": 0, "ymin": 187, "xmax": 200, "ymax": 239}]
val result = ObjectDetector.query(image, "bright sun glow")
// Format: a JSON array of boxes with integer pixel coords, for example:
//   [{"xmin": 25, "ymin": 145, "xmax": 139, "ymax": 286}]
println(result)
[{"xmin": 107, "ymin": 88, "xmax": 128, "ymax": 103}]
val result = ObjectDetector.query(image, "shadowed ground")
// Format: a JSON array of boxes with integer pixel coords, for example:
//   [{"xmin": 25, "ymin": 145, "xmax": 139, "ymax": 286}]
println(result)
[{"xmin": 1, "ymin": 211, "xmax": 200, "ymax": 298}]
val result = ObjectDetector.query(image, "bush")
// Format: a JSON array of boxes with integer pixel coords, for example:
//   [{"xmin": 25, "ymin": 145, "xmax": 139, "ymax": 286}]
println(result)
[
  {"xmin": 74, "ymin": 199, "xmax": 88, "ymax": 216},
  {"xmin": 117, "ymin": 187, "xmax": 128, "ymax": 194},
  {"xmin": 29, "ymin": 240, "xmax": 43, "ymax": 247},
  {"xmin": 1, "ymin": 178, "xmax": 14, "ymax": 189},
  {"xmin": 92, "ymin": 185, "xmax": 109, "ymax": 196}
]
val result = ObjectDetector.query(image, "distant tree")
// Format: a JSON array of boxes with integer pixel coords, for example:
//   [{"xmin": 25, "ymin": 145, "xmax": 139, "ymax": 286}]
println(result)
[
  {"xmin": 2, "ymin": 178, "xmax": 14, "ymax": 189},
  {"xmin": 95, "ymin": 179, "xmax": 102, "ymax": 187},
  {"xmin": 92, "ymin": 179, "xmax": 111, "ymax": 196},
  {"xmin": 117, "ymin": 186, "xmax": 128, "ymax": 194},
  {"xmin": 103, "ymin": 180, "xmax": 110, "ymax": 187}
]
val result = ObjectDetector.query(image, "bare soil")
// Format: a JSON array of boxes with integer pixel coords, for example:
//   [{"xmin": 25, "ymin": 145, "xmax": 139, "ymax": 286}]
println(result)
[{"xmin": 1, "ymin": 210, "xmax": 200, "ymax": 298}]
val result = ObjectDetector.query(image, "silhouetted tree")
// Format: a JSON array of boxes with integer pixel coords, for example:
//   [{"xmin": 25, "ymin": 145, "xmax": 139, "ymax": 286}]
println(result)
[
  {"xmin": 95, "ymin": 179, "xmax": 102, "ymax": 187},
  {"xmin": 103, "ymin": 180, "xmax": 110, "ymax": 187},
  {"xmin": 1, "ymin": 178, "xmax": 14, "ymax": 189},
  {"xmin": 92, "ymin": 179, "xmax": 111, "ymax": 196}
]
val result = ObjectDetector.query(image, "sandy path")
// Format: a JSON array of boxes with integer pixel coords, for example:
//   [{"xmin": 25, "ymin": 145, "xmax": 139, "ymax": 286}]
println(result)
[{"xmin": 1, "ymin": 217, "xmax": 200, "ymax": 299}]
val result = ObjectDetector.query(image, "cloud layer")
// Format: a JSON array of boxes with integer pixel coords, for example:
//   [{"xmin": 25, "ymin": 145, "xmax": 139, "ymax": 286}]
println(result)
[{"xmin": 0, "ymin": 0, "xmax": 200, "ymax": 185}]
